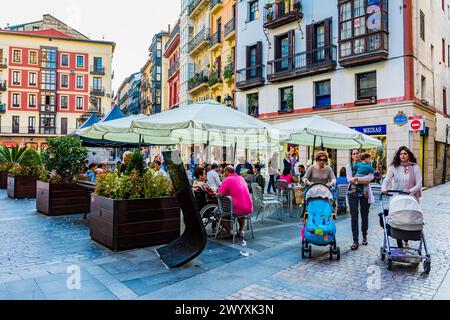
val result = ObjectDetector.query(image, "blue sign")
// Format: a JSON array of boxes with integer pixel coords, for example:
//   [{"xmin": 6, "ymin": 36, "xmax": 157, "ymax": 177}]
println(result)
[
  {"xmin": 394, "ymin": 113, "xmax": 408, "ymax": 126},
  {"xmin": 351, "ymin": 125, "xmax": 387, "ymax": 136}
]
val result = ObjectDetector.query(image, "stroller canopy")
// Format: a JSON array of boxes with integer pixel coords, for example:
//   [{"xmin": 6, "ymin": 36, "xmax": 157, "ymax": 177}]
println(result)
[
  {"xmin": 388, "ymin": 194, "xmax": 424, "ymax": 231},
  {"xmin": 305, "ymin": 184, "xmax": 334, "ymax": 201}
]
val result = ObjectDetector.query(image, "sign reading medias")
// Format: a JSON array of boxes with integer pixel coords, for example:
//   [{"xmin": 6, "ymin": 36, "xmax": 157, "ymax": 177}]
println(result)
[
  {"xmin": 351, "ymin": 125, "xmax": 387, "ymax": 136},
  {"xmin": 408, "ymin": 115, "xmax": 425, "ymax": 132}
]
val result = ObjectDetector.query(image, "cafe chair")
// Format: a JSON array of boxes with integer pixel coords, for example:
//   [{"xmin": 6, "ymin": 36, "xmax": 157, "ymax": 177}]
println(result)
[
  {"xmin": 251, "ymin": 183, "xmax": 283, "ymax": 222},
  {"xmin": 215, "ymin": 195, "xmax": 254, "ymax": 244}
]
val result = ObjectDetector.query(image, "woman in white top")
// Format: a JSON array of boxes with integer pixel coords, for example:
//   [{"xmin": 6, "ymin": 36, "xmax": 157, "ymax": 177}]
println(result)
[
  {"xmin": 382, "ymin": 146, "xmax": 423, "ymax": 248},
  {"xmin": 382, "ymin": 146, "xmax": 422, "ymax": 200}
]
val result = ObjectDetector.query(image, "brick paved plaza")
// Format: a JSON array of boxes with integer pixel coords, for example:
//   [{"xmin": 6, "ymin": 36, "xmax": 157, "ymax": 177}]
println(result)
[{"xmin": 0, "ymin": 184, "xmax": 449, "ymax": 300}]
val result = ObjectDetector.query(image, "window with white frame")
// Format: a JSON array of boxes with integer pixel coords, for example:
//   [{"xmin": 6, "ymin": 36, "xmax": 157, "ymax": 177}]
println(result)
[
  {"xmin": 76, "ymin": 75, "xmax": 84, "ymax": 89},
  {"xmin": 61, "ymin": 54, "xmax": 69, "ymax": 67},
  {"xmin": 76, "ymin": 55, "xmax": 85, "ymax": 68},
  {"xmin": 76, "ymin": 97, "xmax": 84, "ymax": 110},
  {"xmin": 61, "ymin": 74, "xmax": 69, "ymax": 88},
  {"xmin": 12, "ymin": 49, "xmax": 21, "ymax": 63},
  {"xmin": 29, "ymin": 51, "xmax": 38, "ymax": 65},
  {"xmin": 60, "ymin": 95, "xmax": 69, "ymax": 110},
  {"xmin": 12, "ymin": 71, "xmax": 21, "ymax": 85},
  {"xmin": 12, "ymin": 93, "xmax": 20, "ymax": 107},
  {"xmin": 28, "ymin": 94, "xmax": 37, "ymax": 108},
  {"xmin": 28, "ymin": 72, "xmax": 37, "ymax": 86}
]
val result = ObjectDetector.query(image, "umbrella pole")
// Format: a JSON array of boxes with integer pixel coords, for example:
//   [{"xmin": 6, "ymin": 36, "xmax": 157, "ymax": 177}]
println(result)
[
  {"xmin": 205, "ymin": 132, "xmax": 210, "ymax": 165},
  {"xmin": 138, "ymin": 134, "xmax": 142, "ymax": 149},
  {"xmin": 311, "ymin": 135, "xmax": 317, "ymax": 163},
  {"xmin": 233, "ymin": 140, "xmax": 237, "ymax": 167}
]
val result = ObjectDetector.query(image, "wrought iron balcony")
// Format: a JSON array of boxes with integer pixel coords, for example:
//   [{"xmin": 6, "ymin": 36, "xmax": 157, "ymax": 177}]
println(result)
[
  {"xmin": 263, "ymin": 0, "xmax": 303, "ymax": 29},
  {"xmin": 90, "ymin": 86, "xmax": 105, "ymax": 96},
  {"xmin": 223, "ymin": 61, "xmax": 235, "ymax": 82},
  {"xmin": 188, "ymin": 0, "xmax": 209, "ymax": 18},
  {"xmin": 338, "ymin": 31, "xmax": 389, "ymax": 67},
  {"xmin": 165, "ymin": 21, "xmax": 181, "ymax": 52},
  {"xmin": 90, "ymin": 66, "xmax": 105, "ymax": 75},
  {"xmin": 0, "ymin": 80, "xmax": 7, "ymax": 91},
  {"xmin": 236, "ymin": 65, "xmax": 265, "ymax": 90},
  {"xmin": 168, "ymin": 60, "xmax": 180, "ymax": 79},
  {"xmin": 0, "ymin": 58, "xmax": 7, "ymax": 68},
  {"xmin": 209, "ymin": 31, "xmax": 222, "ymax": 49},
  {"xmin": 210, "ymin": 0, "xmax": 222, "ymax": 14},
  {"xmin": 224, "ymin": 18, "xmax": 235, "ymax": 39},
  {"xmin": 208, "ymin": 69, "xmax": 222, "ymax": 87},
  {"xmin": 188, "ymin": 27, "xmax": 210, "ymax": 55},
  {"xmin": 267, "ymin": 45, "xmax": 337, "ymax": 82},
  {"xmin": 188, "ymin": 71, "xmax": 209, "ymax": 93}
]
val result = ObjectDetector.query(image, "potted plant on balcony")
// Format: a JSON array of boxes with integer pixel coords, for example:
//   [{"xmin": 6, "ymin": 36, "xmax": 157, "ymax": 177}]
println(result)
[
  {"xmin": 0, "ymin": 146, "xmax": 43, "ymax": 199},
  {"xmin": 36, "ymin": 136, "xmax": 91, "ymax": 216},
  {"xmin": 89, "ymin": 149, "xmax": 180, "ymax": 251},
  {"xmin": 208, "ymin": 67, "xmax": 219, "ymax": 86}
]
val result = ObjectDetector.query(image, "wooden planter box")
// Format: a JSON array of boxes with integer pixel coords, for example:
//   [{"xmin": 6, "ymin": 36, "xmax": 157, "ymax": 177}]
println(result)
[
  {"xmin": 7, "ymin": 174, "xmax": 37, "ymax": 199},
  {"xmin": 0, "ymin": 171, "xmax": 8, "ymax": 189},
  {"xmin": 36, "ymin": 181, "xmax": 91, "ymax": 216},
  {"xmin": 89, "ymin": 194, "xmax": 181, "ymax": 251}
]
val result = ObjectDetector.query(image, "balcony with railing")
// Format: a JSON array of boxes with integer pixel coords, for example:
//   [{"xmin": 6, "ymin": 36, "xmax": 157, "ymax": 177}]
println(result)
[
  {"xmin": 90, "ymin": 86, "xmax": 105, "ymax": 96},
  {"xmin": 188, "ymin": 71, "xmax": 209, "ymax": 94},
  {"xmin": 223, "ymin": 61, "xmax": 235, "ymax": 82},
  {"xmin": 188, "ymin": 0, "xmax": 209, "ymax": 18},
  {"xmin": 208, "ymin": 69, "xmax": 223, "ymax": 89},
  {"xmin": 0, "ymin": 80, "xmax": 7, "ymax": 91},
  {"xmin": 263, "ymin": 0, "xmax": 303, "ymax": 29},
  {"xmin": 168, "ymin": 60, "xmax": 180, "ymax": 79},
  {"xmin": 338, "ymin": 31, "xmax": 389, "ymax": 67},
  {"xmin": 224, "ymin": 17, "xmax": 235, "ymax": 40},
  {"xmin": 267, "ymin": 45, "xmax": 337, "ymax": 82},
  {"xmin": 0, "ymin": 58, "xmax": 7, "ymax": 68},
  {"xmin": 188, "ymin": 28, "xmax": 210, "ymax": 55},
  {"xmin": 210, "ymin": 0, "xmax": 222, "ymax": 15},
  {"xmin": 90, "ymin": 65, "xmax": 105, "ymax": 75},
  {"xmin": 165, "ymin": 21, "xmax": 181, "ymax": 52},
  {"xmin": 236, "ymin": 65, "xmax": 265, "ymax": 90},
  {"xmin": 209, "ymin": 31, "xmax": 222, "ymax": 51}
]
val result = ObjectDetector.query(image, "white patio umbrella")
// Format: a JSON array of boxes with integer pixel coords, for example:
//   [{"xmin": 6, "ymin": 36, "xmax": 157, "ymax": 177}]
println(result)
[
  {"xmin": 76, "ymin": 114, "xmax": 180, "ymax": 145},
  {"xmin": 130, "ymin": 100, "xmax": 286, "ymax": 148},
  {"xmin": 273, "ymin": 115, "xmax": 382, "ymax": 150}
]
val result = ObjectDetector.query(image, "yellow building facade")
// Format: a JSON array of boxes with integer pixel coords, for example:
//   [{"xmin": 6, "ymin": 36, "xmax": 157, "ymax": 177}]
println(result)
[
  {"xmin": 140, "ymin": 59, "xmax": 152, "ymax": 115},
  {"xmin": 187, "ymin": 0, "xmax": 236, "ymax": 104}
]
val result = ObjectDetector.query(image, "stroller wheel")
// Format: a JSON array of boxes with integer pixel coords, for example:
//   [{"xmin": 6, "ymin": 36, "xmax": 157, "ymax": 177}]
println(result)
[
  {"xmin": 301, "ymin": 246, "xmax": 305, "ymax": 258},
  {"xmin": 380, "ymin": 248, "xmax": 386, "ymax": 261},
  {"xmin": 336, "ymin": 247, "xmax": 341, "ymax": 261},
  {"xmin": 423, "ymin": 260, "xmax": 431, "ymax": 274},
  {"xmin": 308, "ymin": 245, "xmax": 312, "ymax": 258},
  {"xmin": 329, "ymin": 249, "xmax": 333, "ymax": 261},
  {"xmin": 386, "ymin": 258, "xmax": 393, "ymax": 271}
]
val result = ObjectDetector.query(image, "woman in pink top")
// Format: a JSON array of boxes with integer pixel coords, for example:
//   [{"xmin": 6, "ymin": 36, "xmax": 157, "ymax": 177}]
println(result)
[
  {"xmin": 280, "ymin": 168, "xmax": 293, "ymax": 184},
  {"xmin": 218, "ymin": 166, "xmax": 253, "ymax": 238}
]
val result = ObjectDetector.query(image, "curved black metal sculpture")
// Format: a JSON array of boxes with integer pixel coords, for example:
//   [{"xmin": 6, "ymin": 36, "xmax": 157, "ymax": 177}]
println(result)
[{"xmin": 156, "ymin": 150, "xmax": 207, "ymax": 268}]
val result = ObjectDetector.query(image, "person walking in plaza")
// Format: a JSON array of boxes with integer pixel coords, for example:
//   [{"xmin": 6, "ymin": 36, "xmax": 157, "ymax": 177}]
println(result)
[
  {"xmin": 283, "ymin": 153, "xmax": 292, "ymax": 173},
  {"xmin": 303, "ymin": 151, "xmax": 336, "ymax": 187},
  {"xmin": 347, "ymin": 149, "xmax": 375, "ymax": 251},
  {"xmin": 267, "ymin": 152, "xmax": 279, "ymax": 194},
  {"xmin": 218, "ymin": 166, "xmax": 253, "ymax": 238},
  {"xmin": 382, "ymin": 146, "xmax": 423, "ymax": 248}
]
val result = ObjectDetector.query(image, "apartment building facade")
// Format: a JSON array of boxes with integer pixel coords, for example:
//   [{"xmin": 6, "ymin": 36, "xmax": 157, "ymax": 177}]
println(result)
[
  {"xmin": 164, "ymin": 20, "xmax": 181, "ymax": 110},
  {"xmin": 0, "ymin": 14, "xmax": 115, "ymax": 150},
  {"xmin": 235, "ymin": 0, "xmax": 450, "ymax": 187},
  {"xmin": 117, "ymin": 72, "xmax": 142, "ymax": 115}
]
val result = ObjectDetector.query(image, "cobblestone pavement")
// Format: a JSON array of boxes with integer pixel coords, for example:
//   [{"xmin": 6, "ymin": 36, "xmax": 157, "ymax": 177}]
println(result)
[{"xmin": 0, "ymin": 184, "xmax": 449, "ymax": 300}]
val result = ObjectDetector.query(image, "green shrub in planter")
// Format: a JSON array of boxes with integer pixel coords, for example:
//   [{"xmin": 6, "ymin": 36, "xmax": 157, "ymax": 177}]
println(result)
[
  {"xmin": 41, "ymin": 136, "xmax": 88, "ymax": 183},
  {"xmin": 125, "ymin": 149, "xmax": 145, "ymax": 176},
  {"xmin": 1, "ymin": 146, "xmax": 43, "ymax": 176}
]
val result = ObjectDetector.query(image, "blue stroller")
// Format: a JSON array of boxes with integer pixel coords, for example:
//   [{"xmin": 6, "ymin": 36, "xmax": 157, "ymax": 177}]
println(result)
[{"xmin": 301, "ymin": 183, "xmax": 340, "ymax": 260}]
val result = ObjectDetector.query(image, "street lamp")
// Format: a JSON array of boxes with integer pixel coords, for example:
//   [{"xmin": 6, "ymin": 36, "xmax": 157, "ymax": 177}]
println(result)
[{"xmin": 224, "ymin": 94, "xmax": 233, "ymax": 108}]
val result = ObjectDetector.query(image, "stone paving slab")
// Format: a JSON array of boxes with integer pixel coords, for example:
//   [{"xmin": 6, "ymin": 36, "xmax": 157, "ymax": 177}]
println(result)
[{"xmin": 1, "ymin": 184, "xmax": 450, "ymax": 300}]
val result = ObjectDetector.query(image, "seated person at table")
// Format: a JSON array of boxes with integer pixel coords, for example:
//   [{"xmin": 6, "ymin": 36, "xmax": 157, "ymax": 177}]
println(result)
[
  {"xmin": 336, "ymin": 167, "xmax": 349, "ymax": 186},
  {"xmin": 350, "ymin": 153, "xmax": 375, "ymax": 194},
  {"xmin": 192, "ymin": 167, "xmax": 216, "ymax": 203},
  {"xmin": 280, "ymin": 167, "xmax": 298, "ymax": 185},
  {"xmin": 218, "ymin": 166, "xmax": 253, "ymax": 238},
  {"xmin": 253, "ymin": 164, "xmax": 265, "ymax": 191},
  {"xmin": 85, "ymin": 164, "xmax": 96, "ymax": 183}
]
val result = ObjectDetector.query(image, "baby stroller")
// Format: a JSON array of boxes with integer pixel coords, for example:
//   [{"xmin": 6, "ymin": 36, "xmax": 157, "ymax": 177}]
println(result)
[
  {"xmin": 379, "ymin": 191, "xmax": 431, "ymax": 273},
  {"xmin": 301, "ymin": 183, "xmax": 340, "ymax": 260}
]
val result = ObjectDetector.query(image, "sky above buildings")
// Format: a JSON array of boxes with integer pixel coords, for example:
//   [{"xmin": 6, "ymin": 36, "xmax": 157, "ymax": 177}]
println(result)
[{"xmin": 1, "ymin": 0, "xmax": 180, "ymax": 94}]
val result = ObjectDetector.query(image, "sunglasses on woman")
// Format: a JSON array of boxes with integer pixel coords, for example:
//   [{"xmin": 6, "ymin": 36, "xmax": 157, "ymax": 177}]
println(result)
[{"xmin": 318, "ymin": 158, "xmax": 327, "ymax": 162}]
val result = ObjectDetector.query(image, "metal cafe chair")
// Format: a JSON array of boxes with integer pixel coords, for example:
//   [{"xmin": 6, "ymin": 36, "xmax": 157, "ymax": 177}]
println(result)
[
  {"xmin": 275, "ymin": 179, "xmax": 289, "ymax": 205},
  {"xmin": 337, "ymin": 184, "xmax": 349, "ymax": 214},
  {"xmin": 215, "ymin": 195, "xmax": 254, "ymax": 244},
  {"xmin": 251, "ymin": 183, "xmax": 283, "ymax": 221}
]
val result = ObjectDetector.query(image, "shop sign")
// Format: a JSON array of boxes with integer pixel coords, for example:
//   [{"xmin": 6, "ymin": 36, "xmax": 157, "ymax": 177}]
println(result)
[
  {"xmin": 351, "ymin": 125, "xmax": 387, "ymax": 136},
  {"xmin": 393, "ymin": 111, "xmax": 408, "ymax": 126},
  {"xmin": 408, "ymin": 115, "xmax": 425, "ymax": 132}
]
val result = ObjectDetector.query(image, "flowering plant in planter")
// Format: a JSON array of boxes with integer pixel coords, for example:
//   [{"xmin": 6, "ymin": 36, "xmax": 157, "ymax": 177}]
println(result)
[{"xmin": 40, "ymin": 136, "xmax": 88, "ymax": 183}]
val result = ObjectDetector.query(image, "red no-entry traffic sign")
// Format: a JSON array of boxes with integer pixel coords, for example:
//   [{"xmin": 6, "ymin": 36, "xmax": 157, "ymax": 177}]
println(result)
[{"xmin": 408, "ymin": 116, "xmax": 425, "ymax": 132}]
